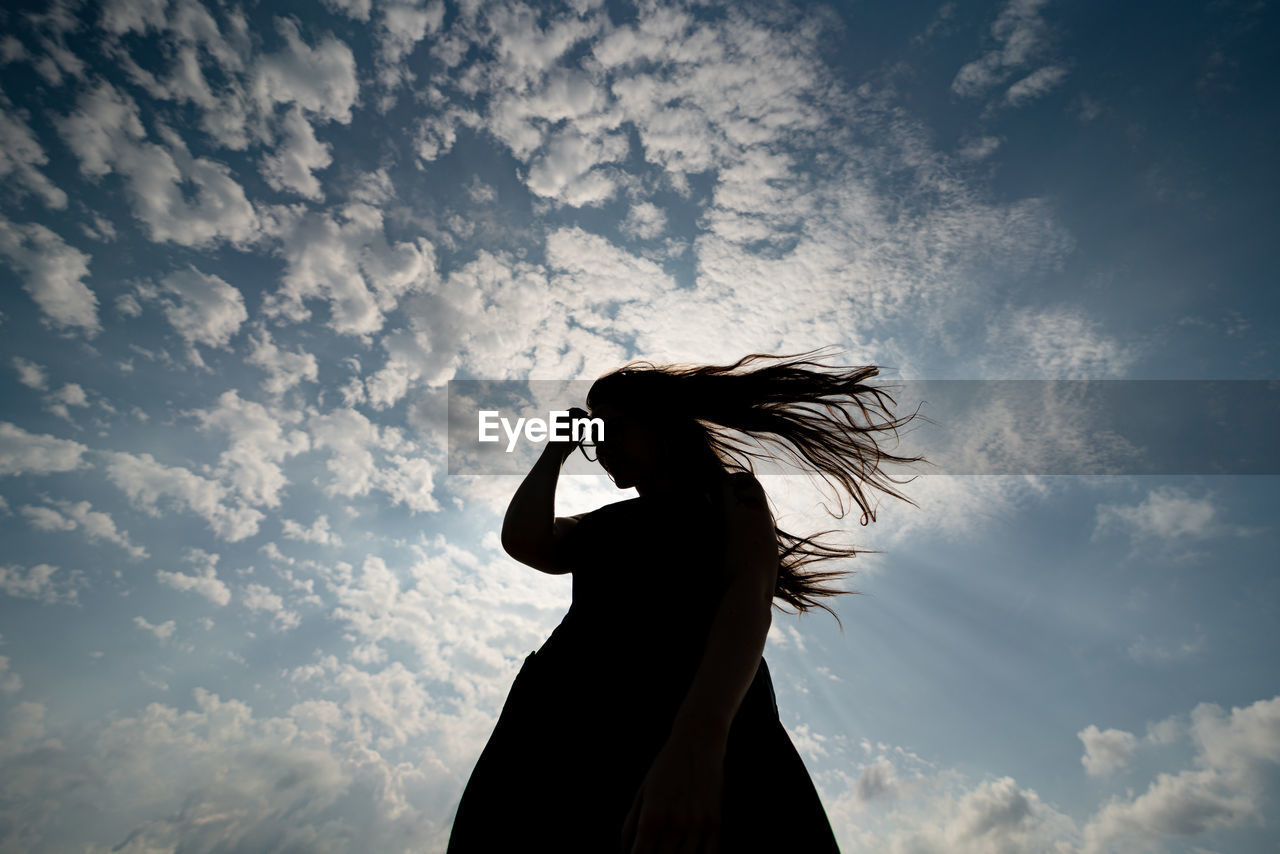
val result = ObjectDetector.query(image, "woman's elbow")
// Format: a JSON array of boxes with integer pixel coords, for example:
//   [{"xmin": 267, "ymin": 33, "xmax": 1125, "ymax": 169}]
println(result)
[{"xmin": 500, "ymin": 529, "xmax": 532, "ymax": 562}]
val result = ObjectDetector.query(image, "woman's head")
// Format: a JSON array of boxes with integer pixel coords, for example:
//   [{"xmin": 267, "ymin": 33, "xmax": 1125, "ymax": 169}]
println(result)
[
  {"xmin": 583, "ymin": 349, "xmax": 923, "ymax": 626},
  {"xmin": 585, "ymin": 373, "xmax": 728, "ymax": 492}
]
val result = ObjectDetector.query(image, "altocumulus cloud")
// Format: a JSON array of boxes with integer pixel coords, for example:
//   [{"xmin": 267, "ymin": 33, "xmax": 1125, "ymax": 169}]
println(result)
[{"xmin": 0, "ymin": 0, "xmax": 1272, "ymax": 852}]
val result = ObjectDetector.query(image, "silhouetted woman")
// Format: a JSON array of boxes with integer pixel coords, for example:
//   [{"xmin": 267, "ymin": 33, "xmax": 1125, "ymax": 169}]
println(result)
[{"xmin": 446, "ymin": 351, "xmax": 919, "ymax": 854}]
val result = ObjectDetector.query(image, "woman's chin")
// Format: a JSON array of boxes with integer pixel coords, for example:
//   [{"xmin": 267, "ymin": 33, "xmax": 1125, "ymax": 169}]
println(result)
[{"xmin": 604, "ymin": 468, "xmax": 634, "ymax": 489}]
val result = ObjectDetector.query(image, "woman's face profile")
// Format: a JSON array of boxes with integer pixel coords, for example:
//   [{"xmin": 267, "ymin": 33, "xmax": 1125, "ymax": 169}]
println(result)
[{"xmin": 587, "ymin": 402, "xmax": 664, "ymax": 489}]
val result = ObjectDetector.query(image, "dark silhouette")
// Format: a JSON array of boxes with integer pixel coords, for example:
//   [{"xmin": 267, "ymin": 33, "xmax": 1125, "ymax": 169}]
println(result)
[{"xmin": 446, "ymin": 351, "xmax": 920, "ymax": 854}]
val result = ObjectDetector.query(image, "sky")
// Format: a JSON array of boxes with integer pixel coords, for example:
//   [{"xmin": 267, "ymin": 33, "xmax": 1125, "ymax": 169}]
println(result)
[{"xmin": 0, "ymin": 0, "xmax": 1278, "ymax": 851}]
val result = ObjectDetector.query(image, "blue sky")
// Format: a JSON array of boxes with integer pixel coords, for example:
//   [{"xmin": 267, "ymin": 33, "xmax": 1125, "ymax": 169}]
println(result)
[{"xmin": 1, "ymin": 0, "xmax": 1278, "ymax": 851}]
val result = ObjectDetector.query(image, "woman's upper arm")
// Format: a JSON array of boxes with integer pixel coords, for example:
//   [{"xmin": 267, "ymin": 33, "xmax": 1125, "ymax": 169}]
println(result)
[
  {"xmin": 720, "ymin": 473, "xmax": 779, "ymax": 597},
  {"xmin": 504, "ymin": 512, "xmax": 588, "ymax": 574}
]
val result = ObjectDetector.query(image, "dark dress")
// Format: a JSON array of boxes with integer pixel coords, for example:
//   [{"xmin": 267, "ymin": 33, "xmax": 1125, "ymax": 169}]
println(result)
[{"xmin": 446, "ymin": 484, "xmax": 842, "ymax": 853}]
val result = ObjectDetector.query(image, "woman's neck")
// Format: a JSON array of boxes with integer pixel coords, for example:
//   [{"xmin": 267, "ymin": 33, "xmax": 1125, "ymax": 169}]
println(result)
[{"xmin": 634, "ymin": 463, "xmax": 727, "ymax": 499}]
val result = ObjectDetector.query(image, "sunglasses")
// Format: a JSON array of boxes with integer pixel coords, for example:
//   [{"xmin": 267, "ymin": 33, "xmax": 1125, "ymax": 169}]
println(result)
[{"xmin": 576, "ymin": 413, "xmax": 635, "ymax": 463}]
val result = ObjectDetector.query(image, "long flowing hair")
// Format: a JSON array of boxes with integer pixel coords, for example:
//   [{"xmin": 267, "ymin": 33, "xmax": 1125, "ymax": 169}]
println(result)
[{"xmin": 585, "ymin": 349, "xmax": 923, "ymax": 627}]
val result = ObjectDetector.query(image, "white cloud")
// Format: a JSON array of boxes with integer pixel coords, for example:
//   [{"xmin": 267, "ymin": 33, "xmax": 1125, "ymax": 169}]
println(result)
[
  {"xmin": 60, "ymin": 500, "xmax": 147, "ymax": 557},
  {"xmin": 319, "ymin": 541, "xmax": 570, "ymax": 719},
  {"xmin": 1, "ymin": 685, "xmax": 404, "ymax": 850},
  {"xmin": 958, "ymin": 135, "xmax": 1003, "ymax": 160},
  {"xmin": 11, "ymin": 356, "xmax": 48, "ymax": 389},
  {"xmin": 361, "ymin": 261, "xmax": 516, "ymax": 404},
  {"xmin": 982, "ymin": 306, "xmax": 1135, "ymax": 378},
  {"xmin": 21, "ymin": 500, "xmax": 148, "ymax": 558},
  {"xmin": 1189, "ymin": 696, "xmax": 1280, "ymax": 772},
  {"xmin": 156, "ymin": 566, "xmax": 231, "ymax": 605},
  {"xmin": 0, "ymin": 422, "xmax": 89, "ymax": 476},
  {"xmin": 47, "ymin": 383, "xmax": 87, "ymax": 405},
  {"xmin": 1004, "ymin": 64, "xmax": 1068, "ymax": 106},
  {"xmin": 252, "ymin": 18, "xmax": 359, "ymax": 123},
  {"xmin": 99, "ymin": 0, "xmax": 170, "ymax": 35},
  {"xmin": 0, "ymin": 700, "xmax": 51, "ymax": 760},
  {"xmin": 241, "ymin": 582, "xmax": 283, "ymax": 612},
  {"xmin": 375, "ymin": 0, "xmax": 445, "ymax": 92},
  {"xmin": 156, "ymin": 549, "xmax": 231, "ymax": 606},
  {"xmin": 390, "ymin": 1, "xmax": 1077, "ymax": 409},
  {"xmin": 21, "ymin": 4, "xmax": 88, "ymax": 88},
  {"xmin": 308, "ymin": 407, "xmax": 387, "ymax": 498},
  {"xmin": 242, "ymin": 582, "xmax": 300, "ymax": 629},
  {"xmin": 793, "ymin": 697, "xmax": 1273, "ymax": 852},
  {"xmin": 545, "ymin": 225, "xmax": 676, "ymax": 302},
  {"xmin": 245, "ymin": 327, "xmax": 319, "ymax": 395},
  {"xmin": 145, "ymin": 267, "xmax": 249, "ymax": 362},
  {"xmin": 361, "ymin": 234, "xmax": 642, "ymax": 410},
  {"xmin": 591, "ymin": 8, "xmax": 830, "ymax": 188},
  {"xmin": 260, "ymin": 541, "xmax": 295, "ymax": 565},
  {"xmin": 827, "ymin": 757, "xmax": 1080, "ymax": 854},
  {"xmin": 282, "ymin": 514, "xmax": 342, "ymax": 547},
  {"xmin": 0, "ymin": 652, "xmax": 20, "ymax": 694},
  {"xmin": 81, "ymin": 213, "xmax": 119, "ymax": 242},
  {"xmin": 0, "ymin": 90, "xmax": 68, "ymax": 208},
  {"xmin": 101, "ymin": 0, "xmax": 255, "ymax": 149},
  {"xmin": 349, "ymin": 167, "xmax": 396, "ymax": 204},
  {"xmin": 54, "ymin": 78, "xmax": 145, "ymax": 177},
  {"xmin": 464, "ymin": 175, "xmax": 497, "ymax": 204},
  {"xmin": 525, "ymin": 126, "xmax": 629, "ymax": 205},
  {"xmin": 0, "ymin": 36, "xmax": 29, "ymax": 64},
  {"xmin": 260, "ymin": 107, "xmax": 333, "ymax": 200},
  {"xmin": 261, "ymin": 202, "xmax": 438, "ymax": 336},
  {"xmin": 854, "ymin": 755, "xmax": 899, "ymax": 804},
  {"xmin": 0, "ymin": 563, "xmax": 85, "ymax": 605},
  {"xmin": 952, "ymin": 0, "xmax": 1055, "ymax": 98},
  {"xmin": 1095, "ymin": 487, "xmax": 1219, "ymax": 542},
  {"xmin": 21, "ymin": 504, "xmax": 77, "ymax": 532},
  {"xmin": 483, "ymin": 3, "xmax": 604, "ymax": 91},
  {"xmin": 462, "ymin": 3, "xmax": 1070, "ymax": 370},
  {"xmin": 307, "ymin": 406, "xmax": 441, "ymax": 512},
  {"xmin": 132, "ymin": 615, "xmax": 177, "ymax": 642},
  {"xmin": 1074, "ymin": 695, "xmax": 1280, "ymax": 853},
  {"xmin": 44, "ymin": 382, "xmax": 90, "ymax": 420},
  {"xmin": 463, "ymin": 11, "xmax": 635, "ymax": 202},
  {"xmin": 56, "ymin": 80, "xmax": 260, "ymax": 247},
  {"xmin": 620, "ymin": 201, "xmax": 667, "ymax": 239},
  {"xmin": 1082, "ymin": 770, "xmax": 1247, "ymax": 851},
  {"xmin": 186, "ymin": 390, "xmax": 309, "ymax": 508},
  {"xmin": 0, "ymin": 218, "xmax": 98, "ymax": 335},
  {"xmin": 103, "ymin": 449, "xmax": 264, "ymax": 542},
  {"xmin": 413, "ymin": 107, "xmax": 474, "ymax": 164},
  {"xmin": 1079, "ymin": 724, "xmax": 1138, "ymax": 777},
  {"xmin": 322, "ymin": 0, "xmax": 372, "ymax": 22},
  {"xmin": 136, "ymin": 127, "xmax": 262, "ymax": 246}
]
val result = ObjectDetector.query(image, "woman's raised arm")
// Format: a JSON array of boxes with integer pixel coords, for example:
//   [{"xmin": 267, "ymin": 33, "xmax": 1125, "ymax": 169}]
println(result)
[{"xmin": 500, "ymin": 406, "xmax": 587, "ymax": 574}]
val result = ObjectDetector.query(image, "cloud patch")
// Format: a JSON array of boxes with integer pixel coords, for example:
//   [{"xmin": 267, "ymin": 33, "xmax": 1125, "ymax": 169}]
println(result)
[
  {"xmin": 0, "ymin": 422, "xmax": 89, "ymax": 476},
  {"xmin": 0, "ymin": 219, "xmax": 98, "ymax": 335}
]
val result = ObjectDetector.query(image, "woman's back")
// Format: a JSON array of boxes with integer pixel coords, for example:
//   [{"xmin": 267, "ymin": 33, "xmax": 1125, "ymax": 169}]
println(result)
[{"xmin": 446, "ymin": 487, "xmax": 842, "ymax": 852}]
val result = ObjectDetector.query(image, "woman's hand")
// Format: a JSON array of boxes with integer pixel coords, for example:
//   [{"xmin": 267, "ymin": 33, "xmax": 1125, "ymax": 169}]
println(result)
[
  {"xmin": 549, "ymin": 405, "xmax": 591, "ymax": 461},
  {"xmin": 619, "ymin": 730, "xmax": 726, "ymax": 854}
]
